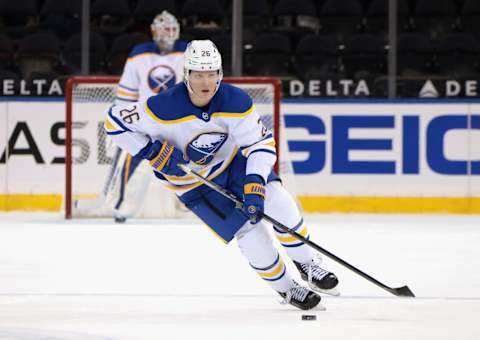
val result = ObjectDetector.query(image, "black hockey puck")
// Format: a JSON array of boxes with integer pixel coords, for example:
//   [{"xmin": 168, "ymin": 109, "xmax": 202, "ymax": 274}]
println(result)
[{"xmin": 301, "ymin": 314, "xmax": 317, "ymax": 321}]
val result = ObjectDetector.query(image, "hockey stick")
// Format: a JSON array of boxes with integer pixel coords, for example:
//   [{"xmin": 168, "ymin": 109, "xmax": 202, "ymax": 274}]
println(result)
[{"xmin": 178, "ymin": 164, "xmax": 415, "ymax": 298}]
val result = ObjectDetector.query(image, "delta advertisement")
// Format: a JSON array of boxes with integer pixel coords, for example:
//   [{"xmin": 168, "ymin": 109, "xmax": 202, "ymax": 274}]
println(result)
[
  {"xmin": 2, "ymin": 76, "xmax": 480, "ymax": 98},
  {"xmin": 0, "ymin": 99, "xmax": 479, "ymax": 213}
]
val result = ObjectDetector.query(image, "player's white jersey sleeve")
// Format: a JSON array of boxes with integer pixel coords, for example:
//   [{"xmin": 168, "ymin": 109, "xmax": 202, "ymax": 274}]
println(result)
[
  {"xmin": 233, "ymin": 105, "xmax": 277, "ymax": 182},
  {"xmin": 115, "ymin": 59, "xmax": 140, "ymax": 104},
  {"xmin": 103, "ymin": 102, "xmax": 150, "ymax": 156}
]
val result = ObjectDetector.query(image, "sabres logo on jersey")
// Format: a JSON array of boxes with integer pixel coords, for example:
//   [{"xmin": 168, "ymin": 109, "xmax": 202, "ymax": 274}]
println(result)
[
  {"xmin": 147, "ymin": 65, "xmax": 177, "ymax": 93},
  {"xmin": 187, "ymin": 132, "xmax": 228, "ymax": 165}
]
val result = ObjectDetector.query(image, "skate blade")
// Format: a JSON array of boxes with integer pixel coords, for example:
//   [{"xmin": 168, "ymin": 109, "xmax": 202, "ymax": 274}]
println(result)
[
  {"xmin": 278, "ymin": 299, "xmax": 327, "ymax": 311},
  {"xmin": 310, "ymin": 285, "xmax": 340, "ymax": 297}
]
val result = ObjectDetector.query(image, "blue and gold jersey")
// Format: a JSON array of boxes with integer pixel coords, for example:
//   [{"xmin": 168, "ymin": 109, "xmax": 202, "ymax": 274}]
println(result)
[
  {"xmin": 105, "ymin": 82, "xmax": 277, "ymax": 196},
  {"xmin": 115, "ymin": 41, "xmax": 186, "ymax": 103}
]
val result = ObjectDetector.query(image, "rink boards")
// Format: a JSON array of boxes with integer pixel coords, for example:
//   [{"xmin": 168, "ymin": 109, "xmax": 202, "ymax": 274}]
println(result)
[{"xmin": 0, "ymin": 98, "xmax": 479, "ymax": 213}]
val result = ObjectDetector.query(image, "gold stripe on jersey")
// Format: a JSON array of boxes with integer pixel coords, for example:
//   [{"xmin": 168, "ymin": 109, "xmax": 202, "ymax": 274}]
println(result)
[
  {"xmin": 241, "ymin": 136, "xmax": 276, "ymax": 157},
  {"xmin": 126, "ymin": 52, "xmax": 160, "ymax": 62},
  {"xmin": 104, "ymin": 117, "xmax": 122, "ymax": 133},
  {"xmin": 265, "ymin": 140, "xmax": 276, "ymax": 147},
  {"xmin": 104, "ymin": 118, "xmax": 116, "ymax": 131},
  {"xmin": 127, "ymin": 51, "xmax": 184, "ymax": 62},
  {"xmin": 117, "ymin": 89, "xmax": 139, "ymax": 98},
  {"xmin": 163, "ymin": 147, "xmax": 238, "ymax": 192},
  {"xmin": 211, "ymin": 105, "xmax": 254, "ymax": 119},
  {"xmin": 163, "ymin": 167, "xmax": 210, "ymax": 182},
  {"xmin": 144, "ymin": 102, "xmax": 197, "ymax": 124},
  {"xmin": 145, "ymin": 103, "xmax": 254, "ymax": 125}
]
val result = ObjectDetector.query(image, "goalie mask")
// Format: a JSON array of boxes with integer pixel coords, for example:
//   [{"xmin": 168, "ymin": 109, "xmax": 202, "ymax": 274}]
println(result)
[
  {"xmin": 184, "ymin": 40, "xmax": 223, "ymax": 94},
  {"xmin": 151, "ymin": 10, "xmax": 180, "ymax": 51}
]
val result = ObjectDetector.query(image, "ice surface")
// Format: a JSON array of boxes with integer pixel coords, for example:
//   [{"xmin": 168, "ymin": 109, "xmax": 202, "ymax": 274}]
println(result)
[{"xmin": 0, "ymin": 213, "xmax": 479, "ymax": 340}]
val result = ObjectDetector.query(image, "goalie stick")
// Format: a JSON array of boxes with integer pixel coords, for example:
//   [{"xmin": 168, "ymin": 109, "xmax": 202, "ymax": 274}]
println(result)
[{"xmin": 178, "ymin": 164, "xmax": 415, "ymax": 298}]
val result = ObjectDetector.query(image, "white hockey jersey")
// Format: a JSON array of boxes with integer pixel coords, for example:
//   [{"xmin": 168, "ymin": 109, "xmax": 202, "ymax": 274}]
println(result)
[
  {"xmin": 115, "ymin": 41, "xmax": 186, "ymax": 103},
  {"xmin": 104, "ymin": 82, "xmax": 277, "ymax": 197}
]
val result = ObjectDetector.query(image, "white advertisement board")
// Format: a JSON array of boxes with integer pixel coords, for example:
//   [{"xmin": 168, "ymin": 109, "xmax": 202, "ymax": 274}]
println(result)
[
  {"xmin": 0, "ymin": 99, "xmax": 479, "ymax": 213},
  {"xmin": 283, "ymin": 102, "xmax": 480, "ymax": 197}
]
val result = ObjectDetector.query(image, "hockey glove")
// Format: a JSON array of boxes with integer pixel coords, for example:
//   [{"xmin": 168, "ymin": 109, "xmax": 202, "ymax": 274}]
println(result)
[
  {"xmin": 142, "ymin": 140, "xmax": 188, "ymax": 177},
  {"xmin": 243, "ymin": 174, "xmax": 265, "ymax": 224}
]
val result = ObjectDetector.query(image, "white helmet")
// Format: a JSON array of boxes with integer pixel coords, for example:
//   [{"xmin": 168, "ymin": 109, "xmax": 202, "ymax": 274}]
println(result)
[
  {"xmin": 151, "ymin": 10, "xmax": 180, "ymax": 51},
  {"xmin": 184, "ymin": 40, "xmax": 223, "ymax": 93}
]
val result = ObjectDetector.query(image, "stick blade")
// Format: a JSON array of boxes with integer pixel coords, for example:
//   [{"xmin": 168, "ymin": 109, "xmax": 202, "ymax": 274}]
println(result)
[{"xmin": 392, "ymin": 285, "xmax": 415, "ymax": 297}]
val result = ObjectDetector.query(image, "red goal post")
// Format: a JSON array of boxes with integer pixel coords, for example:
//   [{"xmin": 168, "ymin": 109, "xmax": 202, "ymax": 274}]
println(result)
[{"xmin": 65, "ymin": 76, "xmax": 281, "ymax": 219}]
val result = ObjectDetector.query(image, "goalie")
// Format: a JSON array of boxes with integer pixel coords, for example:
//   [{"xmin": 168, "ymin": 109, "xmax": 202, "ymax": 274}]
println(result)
[
  {"xmin": 76, "ymin": 10, "xmax": 186, "ymax": 222},
  {"xmin": 104, "ymin": 40, "xmax": 339, "ymax": 310}
]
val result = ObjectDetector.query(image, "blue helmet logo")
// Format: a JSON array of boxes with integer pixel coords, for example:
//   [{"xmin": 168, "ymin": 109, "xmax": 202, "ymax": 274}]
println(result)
[
  {"xmin": 187, "ymin": 132, "xmax": 228, "ymax": 165},
  {"xmin": 147, "ymin": 65, "xmax": 177, "ymax": 93}
]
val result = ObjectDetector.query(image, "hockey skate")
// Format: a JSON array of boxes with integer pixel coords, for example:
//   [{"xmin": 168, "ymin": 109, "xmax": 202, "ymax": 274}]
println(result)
[
  {"xmin": 113, "ymin": 209, "xmax": 127, "ymax": 223},
  {"xmin": 294, "ymin": 256, "xmax": 340, "ymax": 296},
  {"xmin": 114, "ymin": 216, "xmax": 126, "ymax": 223},
  {"xmin": 278, "ymin": 281, "xmax": 325, "ymax": 311}
]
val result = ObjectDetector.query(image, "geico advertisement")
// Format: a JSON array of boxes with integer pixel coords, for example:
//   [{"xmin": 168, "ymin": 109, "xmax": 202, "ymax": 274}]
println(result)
[
  {"xmin": 283, "ymin": 102, "xmax": 480, "ymax": 197},
  {"xmin": 0, "ymin": 101, "xmax": 479, "ymax": 197}
]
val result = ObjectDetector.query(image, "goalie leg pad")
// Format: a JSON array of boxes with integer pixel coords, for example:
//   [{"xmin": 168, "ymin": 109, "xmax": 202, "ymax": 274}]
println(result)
[
  {"xmin": 114, "ymin": 153, "xmax": 145, "ymax": 210},
  {"xmin": 114, "ymin": 155, "xmax": 152, "ymax": 219}
]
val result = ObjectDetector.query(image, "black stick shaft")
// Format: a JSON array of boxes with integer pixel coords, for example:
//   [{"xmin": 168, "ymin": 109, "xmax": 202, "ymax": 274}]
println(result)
[
  {"xmin": 177, "ymin": 164, "xmax": 415, "ymax": 298},
  {"xmin": 260, "ymin": 214, "xmax": 408, "ymax": 296}
]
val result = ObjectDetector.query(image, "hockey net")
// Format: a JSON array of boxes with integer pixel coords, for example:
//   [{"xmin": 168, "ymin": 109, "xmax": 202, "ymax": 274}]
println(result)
[{"xmin": 65, "ymin": 76, "xmax": 282, "ymax": 219}]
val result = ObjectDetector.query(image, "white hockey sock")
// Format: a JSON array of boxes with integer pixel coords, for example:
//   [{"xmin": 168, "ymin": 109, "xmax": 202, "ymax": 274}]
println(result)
[
  {"xmin": 273, "ymin": 218, "xmax": 314, "ymax": 264},
  {"xmin": 264, "ymin": 182, "xmax": 314, "ymax": 264},
  {"xmin": 235, "ymin": 221, "xmax": 295, "ymax": 293}
]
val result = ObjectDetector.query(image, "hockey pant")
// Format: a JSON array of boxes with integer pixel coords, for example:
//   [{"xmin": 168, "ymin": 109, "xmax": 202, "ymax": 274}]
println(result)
[
  {"xmin": 179, "ymin": 152, "xmax": 279, "ymax": 242},
  {"xmin": 184, "ymin": 179, "xmax": 315, "ymax": 293}
]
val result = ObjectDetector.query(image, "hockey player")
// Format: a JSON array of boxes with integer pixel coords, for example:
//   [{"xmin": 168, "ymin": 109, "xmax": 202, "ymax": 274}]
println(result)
[
  {"xmin": 104, "ymin": 40, "xmax": 339, "ymax": 310},
  {"xmin": 111, "ymin": 10, "xmax": 186, "ymax": 222}
]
